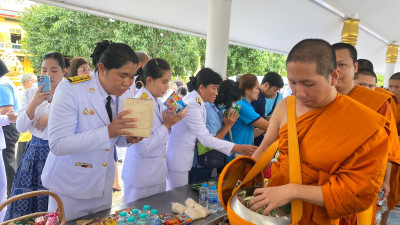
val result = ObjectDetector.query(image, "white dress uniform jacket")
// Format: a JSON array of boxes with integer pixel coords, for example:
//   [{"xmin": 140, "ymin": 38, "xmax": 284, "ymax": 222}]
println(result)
[
  {"xmin": 41, "ymin": 73, "xmax": 129, "ymax": 220},
  {"xmin": 122, "ymin": 88, "xmax": 170, "ymax": 202},
  {"xmin": 166, "ymin": 90, "xmax": 234, "ymax": 173}
]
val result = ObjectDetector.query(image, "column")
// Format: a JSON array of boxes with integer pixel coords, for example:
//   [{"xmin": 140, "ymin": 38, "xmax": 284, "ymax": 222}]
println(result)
[
  {"xmin": 341, "ymin": 18, "xmax": 360, "ymax": 47},
  {"xmin": 385, "ymin": 44, "xmax": 399, "ymax": 87},
  {"xmin": 205, "ymin": 0, "xmax": 232, "ymax": 79}
]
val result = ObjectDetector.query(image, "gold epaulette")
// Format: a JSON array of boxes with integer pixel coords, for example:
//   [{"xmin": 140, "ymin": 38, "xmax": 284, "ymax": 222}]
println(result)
[
  {"xmin": 67, "ymin": 74, "xmax": 91, "ymax": 84},
  {"xmin": 196, "ymin": 97, "xmax": 202, "ymax": 105}
]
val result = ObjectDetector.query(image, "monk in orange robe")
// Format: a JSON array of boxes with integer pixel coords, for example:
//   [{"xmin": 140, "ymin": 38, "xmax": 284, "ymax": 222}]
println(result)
[
  {"xmin": 332, "ymin": 43, "xmax": 400, "ymax": 225},
  {"xmin": 387, "ymin": 72, "xmax": 400, "ymax": 214},
  {"xmin": 250, "ymin": 39, "xmax": 389, "ymax": 225}
]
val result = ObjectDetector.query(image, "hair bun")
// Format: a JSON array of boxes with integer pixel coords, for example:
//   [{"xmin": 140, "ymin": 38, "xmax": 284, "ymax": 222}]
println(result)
[{"xmin": 91, "ymin": 40, "xmax": 113, "ymax": 68}]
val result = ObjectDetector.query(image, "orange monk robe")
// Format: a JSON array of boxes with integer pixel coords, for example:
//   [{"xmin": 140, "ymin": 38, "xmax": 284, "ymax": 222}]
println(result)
[
  {"xmin": 343, "ymin": 86, "xmax": 400, "ymax": 225},
  {"xmin": 375, "ymin": 88, "xmax": 400, "ymax": 210},
  {"xmin": 375, "ymin": 87, "xmax": 398, "ymax": 114},
  {"xmin": 269, "ymin": 94, "xmax": 389, "ymax": 225},
  {"xmin": 348, "ymin": 85, "xmax": 400, "ymax": 165}
]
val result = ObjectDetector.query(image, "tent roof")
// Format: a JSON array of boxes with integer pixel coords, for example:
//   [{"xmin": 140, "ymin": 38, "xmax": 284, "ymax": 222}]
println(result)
[{"xmin": 33, "ymin": 0, "xmax": 400, "ymax": 75}]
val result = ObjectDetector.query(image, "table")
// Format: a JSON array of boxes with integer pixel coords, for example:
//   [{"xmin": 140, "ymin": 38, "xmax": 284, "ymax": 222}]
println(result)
[{"xmin": 66, "ymin": 185, "xmax": 227, "ymax": 225}]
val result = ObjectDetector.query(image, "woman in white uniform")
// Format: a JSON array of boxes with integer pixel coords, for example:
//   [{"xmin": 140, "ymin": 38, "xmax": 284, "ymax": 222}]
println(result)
[
  {"xmin": 122, "ymin": 58, "xmax": 186, "ymax": 202},
  {"xmin": 166, "ymin": 68, "xmax": 258, "ymax": 190},
  {"xmin": 5, "ymin": 52, "xmax": 67, "ymax": 220},
  {"xmin": 41, "ymin": 40, "xmax": 142, "ymax": 221}
]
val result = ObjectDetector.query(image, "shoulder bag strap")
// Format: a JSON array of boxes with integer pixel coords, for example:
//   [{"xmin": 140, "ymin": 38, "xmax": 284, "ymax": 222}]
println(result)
[{"xmin": 287, "ymin": 95, "xmax": 303, "ymax": 225}]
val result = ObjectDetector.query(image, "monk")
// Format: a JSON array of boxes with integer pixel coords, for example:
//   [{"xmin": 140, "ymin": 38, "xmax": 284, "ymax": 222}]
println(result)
[
  {"xmin": 250, "ymin": 39, "xmax": 389, "ymax": 225},
  {"xmin": 332, "ymin": 43, "xmax": 400, "ymax": 225},
  {"xmin": 389, "ymin": 72, "xmax": 400, "ymax": 131}
]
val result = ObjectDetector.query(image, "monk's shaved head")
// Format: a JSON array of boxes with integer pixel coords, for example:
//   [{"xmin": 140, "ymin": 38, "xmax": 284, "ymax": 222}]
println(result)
[
  {"xmin": 390, "ymin": 72, "xmax": 400, "ymax": 81},
  {"xmin": 354, "ymin": 68, "xmax": 377, "ymax": 82},
  {"xmin": 287, "ymin": 39, "xmax": 336, "ymax": 79}
]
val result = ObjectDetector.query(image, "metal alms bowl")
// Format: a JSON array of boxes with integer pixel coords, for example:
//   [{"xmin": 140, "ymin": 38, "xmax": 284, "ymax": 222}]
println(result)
[{"xmin": 230, "ymin": 186, "xmax": 291, "ymax": 225}]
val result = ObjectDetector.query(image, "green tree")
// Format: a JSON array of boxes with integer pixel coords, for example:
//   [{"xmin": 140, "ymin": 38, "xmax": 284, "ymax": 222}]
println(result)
[{"xmin": 19, "ymin": 4, "xmax": 287, "ymax": 79}]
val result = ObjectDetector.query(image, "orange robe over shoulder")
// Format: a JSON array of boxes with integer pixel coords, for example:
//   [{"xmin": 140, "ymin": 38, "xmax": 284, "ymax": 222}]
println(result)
[
  {"xmin": 348, "ymin": 86, "xmax": 400, "ymax": 165},
  {"xmin": 375, "ymin": 87, "xmax": 398, "ymax": 114},
  {"xmin": 269, "ymin": 94, "xmax": 389, "ymax": 225}
]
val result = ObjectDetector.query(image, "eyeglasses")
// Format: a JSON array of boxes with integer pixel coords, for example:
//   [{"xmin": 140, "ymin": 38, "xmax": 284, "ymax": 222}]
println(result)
[
  {"xmin": 355, "ymin": 82, "xmax": 376, "ymax": 89},
  {"xmin": 77, "ymin": 67, "xmax": 91, "ymax": 73}
]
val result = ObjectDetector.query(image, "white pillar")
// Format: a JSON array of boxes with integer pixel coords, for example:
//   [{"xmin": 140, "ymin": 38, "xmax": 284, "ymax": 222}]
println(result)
[
  {"xmin": 205, "ymin": 0, "xmax": 232, "ymax": 79},
  {"xmin": 385, "ymin": 63, "xmax": 395, "ymax": 87}
]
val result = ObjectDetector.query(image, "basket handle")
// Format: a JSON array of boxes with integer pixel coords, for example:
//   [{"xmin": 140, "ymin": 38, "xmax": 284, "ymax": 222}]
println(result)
[{"xmin": 0, "ymin": 190, "xmax": 66, "ymax": 225}]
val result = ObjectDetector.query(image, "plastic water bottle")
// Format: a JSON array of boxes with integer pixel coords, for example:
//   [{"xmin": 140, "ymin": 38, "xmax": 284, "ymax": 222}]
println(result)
[
  {"xmin": 375, "ymin": 198, "xmax": 388, "ymax": 223},
  {"xmin": 126, "ymin": 217, "xmax": 136, "ymax": 225},
  {"xmin": 138, "ymin": 213, "xmax": 148, "ymax": 225},
  {"xmin": 131, "ymin": 209, "xmax": 139, "ymax": 221},
  {"xmin": 117, "ymin": 211, "xmax": 128, "ymax": 225},
  {"xmin": 143, "ymin": 205, "xmax": 151, "ymax": 215},
  {"xmin": 148, "ymin": 209, "xmax": 160, "ymax": 225},
  {"xmin": 199, "ymin": 183, "xmax": 209, "ymax": 207},
  {"xmin": 208, "ymin": 186, "xmax": 218, "ymax": 213},
  {"xmin": 217, "ymin": 195, "xmax": 224, "ymax": 211}
]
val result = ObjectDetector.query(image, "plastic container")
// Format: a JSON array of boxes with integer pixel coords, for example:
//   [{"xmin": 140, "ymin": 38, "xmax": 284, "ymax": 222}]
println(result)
[
  {"xmin": 137, "ymin": 213, "xmax": 148, "ymax": 225},
  {"xmin": 143, "ymin": 205, "xmax": 151, "ymax": 214},
  {"xmin": 199, "ymin": 183, "xmax": 209, "ymax": 208},
  {"xmin": 117, "ymin": 211, "xmax": 128, "ymax": 225},
  {"xmin": 148, "ymin": 209, "xmax": 160, "ymax": 225},
  {"xmin": 131, "ymin": 208, "xmax": 140, "ymax": 221},
  {"xmin": 126, "ymin": 217, "xmax": 136, "ymax": 225},
  {"xmin": 208, "ymin": 186, "xmax": 218, "ymax": 213}
]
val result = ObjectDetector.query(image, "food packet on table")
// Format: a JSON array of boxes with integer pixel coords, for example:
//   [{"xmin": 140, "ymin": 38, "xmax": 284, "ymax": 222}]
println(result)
[
  {"xmin": 183, "ymin": 207, "xmax": 202, "ymax": 220},
  {"xmin": 184, "ymin": 198, "xmax": 210, "ymax": 218},
  {"xmin": 171, "ymin": 202, "xmax": 186, "ymax": 214}
]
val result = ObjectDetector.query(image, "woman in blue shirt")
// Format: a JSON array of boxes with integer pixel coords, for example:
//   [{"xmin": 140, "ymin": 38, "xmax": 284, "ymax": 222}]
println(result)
[{"xmin": 231, "ymin": 74, "xmax": 269, "ymax": 151}]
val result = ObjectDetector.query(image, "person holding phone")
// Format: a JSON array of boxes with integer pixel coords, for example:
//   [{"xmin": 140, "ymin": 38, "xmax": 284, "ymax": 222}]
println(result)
[
  {"xmin": 5, "ymin": 52, "xmax": 67, "ymax": 220},
  {"xmin": 41, "ymin": 40, "xmax": 142, "ymax": 220}
]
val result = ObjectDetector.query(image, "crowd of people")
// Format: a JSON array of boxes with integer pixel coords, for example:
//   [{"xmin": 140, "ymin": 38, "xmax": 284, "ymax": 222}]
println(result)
[{"xmin": 0, "ymin": 38, "xmax": 399, "ymax": 225}]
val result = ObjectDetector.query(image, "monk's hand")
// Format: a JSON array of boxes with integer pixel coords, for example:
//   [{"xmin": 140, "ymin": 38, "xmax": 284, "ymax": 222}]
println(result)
[
  {"xmin": 232, "ymin": 144, "xmax": 258, "ymax": 156},
  {"xmin": 126, "ymin": 136, "xmax": 143, "ymax": 144},
  {"xmin": 107, "ymin": 110, "xmax": 137, "ymax": 138},
  {"xmin": 248, "ymin": 184, "xmax": 294, "ymax": 216},
  {"xmin": 380, "ymin": 181, "xmax": 390, "ymax": 200}
]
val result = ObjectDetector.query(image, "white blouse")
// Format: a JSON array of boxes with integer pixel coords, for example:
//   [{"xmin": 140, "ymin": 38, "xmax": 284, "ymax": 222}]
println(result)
[{"xmin": 16, "ymin": 86, "xmax": 51, "ymax": 140}]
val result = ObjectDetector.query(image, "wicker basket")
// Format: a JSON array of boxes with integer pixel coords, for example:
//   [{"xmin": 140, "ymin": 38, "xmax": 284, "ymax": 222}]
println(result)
[{"xmin": 0, "ymin": 190, "xmax": 66, "ymax": 225}]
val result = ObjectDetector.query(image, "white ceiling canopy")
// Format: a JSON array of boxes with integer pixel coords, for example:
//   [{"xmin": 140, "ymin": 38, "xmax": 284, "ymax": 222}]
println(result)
[{"xmin": 32, "ymin": 0, "xmax": 400, "ymax": 75}]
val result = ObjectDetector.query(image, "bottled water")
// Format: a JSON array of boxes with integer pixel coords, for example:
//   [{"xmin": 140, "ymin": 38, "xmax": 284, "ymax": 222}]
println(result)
[
  {"xmin": 138, "ymin": 213, "xmax": 148, "ymax": 225},
  {"xmin": 199, "ymin": 183, "xmax": 209, "ymax": 207},
  {"xmin": 143, "ymin": 205, "xmax": 151, "ymax": 215},
  {"xmin": 126, "ymin": 217, "xmax": 136, "ymax": 225},
  {"xmin": 117, "ymin": 211, "xmax": 128, "ymax": 225},
  {"xmin": 131, "ymin": 209, "xmax": 139, "ymax": 221},
  {"xmin": 208, "ymin": 186, "xmax": 218, "ymax": 213},
  {"xmin": 217, "ymin": 195, "xmax": 224, "ymax": 211},
  {"xmin": 148, "ymin": 209, "xmax": 160, "ymax": 225}
]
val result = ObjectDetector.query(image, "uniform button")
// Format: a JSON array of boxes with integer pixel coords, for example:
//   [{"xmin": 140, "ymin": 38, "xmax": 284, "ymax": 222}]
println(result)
[
  {"xmin": 103, "ymin": 163, "xmax": 108, "ymax": 167},
  {"xmin": 163, "ymin": 154, "xmax": 166, "ymax": 158},
  {"xmin": 164, "ymin": 142, "xmax": 167, "ymax": 145},
  {"xmin": 106, "ymin": 148, "xmax": 110, "ymax": 151}
]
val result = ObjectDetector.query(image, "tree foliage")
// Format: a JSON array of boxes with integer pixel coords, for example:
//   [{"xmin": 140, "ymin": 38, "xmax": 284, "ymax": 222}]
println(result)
[{"xmin": 19, "ymin": 4, "xmax": 287, "ymax": 79}]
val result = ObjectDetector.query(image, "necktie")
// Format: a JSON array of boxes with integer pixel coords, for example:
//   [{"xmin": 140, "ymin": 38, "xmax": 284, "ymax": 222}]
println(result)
[{"xmin": 106, "ymin": 96, "xmax": 113, "ymax": 122}]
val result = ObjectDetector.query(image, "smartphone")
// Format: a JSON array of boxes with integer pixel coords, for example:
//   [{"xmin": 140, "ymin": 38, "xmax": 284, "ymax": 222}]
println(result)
[{"xmin": 37, "ymin": 75, "xmax": 51, "ymax": 93}]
